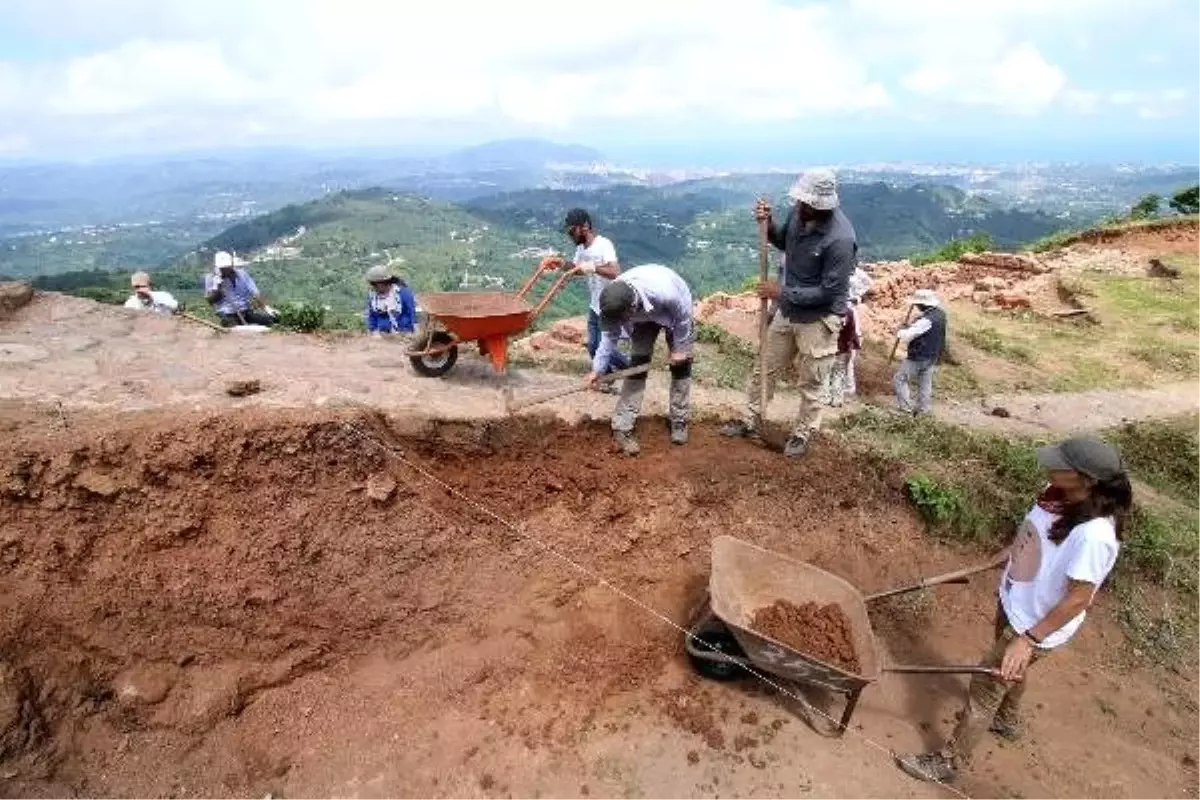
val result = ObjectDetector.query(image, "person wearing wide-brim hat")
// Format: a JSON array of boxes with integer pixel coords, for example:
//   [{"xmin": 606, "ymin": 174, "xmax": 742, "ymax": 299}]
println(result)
[
  {"xmin": 898, "ymin": 437, "xmax": 1131, "ymax": 784},
  {"xmin": 363, "ymin": 264, "xmax": 416, "ymax": 337},
  {"xmin": 720, "ymin": 167, "xmax": 860, "ymax": 458},
  {"xmin": 893, "ymin": 288, "xmax": 947, "ymax": 415}
]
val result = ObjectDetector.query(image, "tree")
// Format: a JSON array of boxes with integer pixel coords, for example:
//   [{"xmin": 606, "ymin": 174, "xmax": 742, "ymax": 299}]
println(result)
[
  {"xmin": 1169, "ymin": 185, "xmax": 1199, "ymax": 215},
  {"xmin": 1130, "ymin": 193, "xmax": 1162, "ymax": 220}
]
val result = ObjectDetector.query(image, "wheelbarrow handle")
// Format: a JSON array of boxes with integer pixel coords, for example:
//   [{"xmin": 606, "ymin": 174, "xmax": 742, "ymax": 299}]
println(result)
[
  {"xmin": 864, "ymin": 561, "xmax": 1003, "ymax": 603},
  {"xmin": 884, "ymin": 664, "xmax": 1021, "ymax": 681}
]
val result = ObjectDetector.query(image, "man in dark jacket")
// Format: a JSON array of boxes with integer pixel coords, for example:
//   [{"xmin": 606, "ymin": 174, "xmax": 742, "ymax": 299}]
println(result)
[
  {"xmin": 721, "ymin": 168, "xmax": 858, "ymax": 457},
  {"xmin": 893, "ymin": 288, "xmax": 947, "ymax": 415}
]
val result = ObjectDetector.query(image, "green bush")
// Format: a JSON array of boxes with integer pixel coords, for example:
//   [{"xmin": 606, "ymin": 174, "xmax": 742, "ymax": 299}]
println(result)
[
  {"xmin": 911, "ymin": 232, "xmax": 995, "ymax": 266},
  {"xmin": 904, "ymin": 474, "xmax": 964, "ymax": 526},
  {"xmin": 275, "ymin": 302, "xmax": 327, "ymax": 332}
]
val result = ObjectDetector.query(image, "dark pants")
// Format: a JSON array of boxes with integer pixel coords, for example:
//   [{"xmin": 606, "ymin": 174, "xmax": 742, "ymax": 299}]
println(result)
[
  {"xmin": 218, "ymin": 308, "xmax": 277, "ymax": 328},
  {"xmin": 587, "ymin": 310, "xmax": 630, "ymax": 373}
]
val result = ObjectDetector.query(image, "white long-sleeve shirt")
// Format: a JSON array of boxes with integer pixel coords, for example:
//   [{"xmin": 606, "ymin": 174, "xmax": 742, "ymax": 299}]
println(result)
[
  {"xmin": 592, "ymin": 264, "xmax": 694, "ymax": 374},
  {"xmin": 897, "ymin": 315, "xmax": 932, "ymax": 343}
]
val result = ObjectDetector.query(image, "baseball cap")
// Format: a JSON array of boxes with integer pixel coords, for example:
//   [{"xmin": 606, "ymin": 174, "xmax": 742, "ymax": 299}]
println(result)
[
  {"xmin": 787, "ymin": 168, "xmax": 839, "ymax": 211},
  {"xmin": 564, "ymin": 208, "xmax": 592, "ymax": 229},
  {"xmin": 214, "ymin": 251, "xmax": 234, "ymax": 269},
  {"xmin": 1035, "ymin": 438, "xmax": 1125, "ymax": 481},
  {"xmin": 599, "ymin": 280, "xmax": 636, "ymax": 321}
]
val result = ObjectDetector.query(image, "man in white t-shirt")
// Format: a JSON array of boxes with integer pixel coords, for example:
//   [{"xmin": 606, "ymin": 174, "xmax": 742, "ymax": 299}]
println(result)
[
  {"xmin": 560, "ymin": 208, "xmax": 630, "ymax": 386},
  {"xmin": 898, "ymin": 437, "xmax": 1130, "ymax": 785}
]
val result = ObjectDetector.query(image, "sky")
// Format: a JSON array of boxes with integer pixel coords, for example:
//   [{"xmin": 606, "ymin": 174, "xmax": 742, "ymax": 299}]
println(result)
[{"xmin": 0, "ymin": 0, "xmax": 1197, "ymax": 165}]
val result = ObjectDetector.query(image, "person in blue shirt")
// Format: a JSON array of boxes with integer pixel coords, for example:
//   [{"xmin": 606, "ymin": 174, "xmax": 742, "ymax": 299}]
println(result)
[
  {"xmin": 204, "ymin": 251, "xmax": 277, "ymax": 327},
  {"xmin": 364, "ymin": 265, "xmax": 416, "ymax": 336}
]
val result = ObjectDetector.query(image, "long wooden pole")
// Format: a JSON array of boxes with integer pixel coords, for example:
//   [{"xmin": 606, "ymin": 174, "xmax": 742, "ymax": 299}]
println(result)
[
  {"xmin": 178, "ymin": 311, "xmax": 227, "ymax": 332},
  {"xmin": 504, "ymin": 363, "xmax": 653, "ymax": 413},
  {"xmin": 888, "ymin": 304, "xmax": 916, "ymax": 363},
  {"xmin": 756, "ymin": 199, "xmax": 770, "ymax": 417}
]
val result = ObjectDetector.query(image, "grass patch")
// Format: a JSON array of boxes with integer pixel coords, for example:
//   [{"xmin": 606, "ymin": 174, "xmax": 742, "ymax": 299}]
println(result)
[
  {"xmin": 693, "ymin": 320, "xmax": 755, "ymax": 389},
  {"xmin": 1026, "ymin": 214, "xmax": 1199, "ymax": 253},
  {"xmin": 959, "ymin": 326, "xmax": 1035, "ymax": 364},
  {"xmin": 911, "ymin": 232, "xmax": 995, "ymax": 266},
  {"xmin": 1106, "ymin": 414, "xmax": 1199, "ymax": 508}
]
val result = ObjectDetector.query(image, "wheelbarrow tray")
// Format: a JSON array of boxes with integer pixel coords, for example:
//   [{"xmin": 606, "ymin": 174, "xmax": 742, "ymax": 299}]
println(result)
[
  {"xmin": 708, "ymin": 535, "xmax": 881, "ymax": 693},
  {"xmin": 418, "ymin": 291, "xmax": 533, "ymax": 341}
]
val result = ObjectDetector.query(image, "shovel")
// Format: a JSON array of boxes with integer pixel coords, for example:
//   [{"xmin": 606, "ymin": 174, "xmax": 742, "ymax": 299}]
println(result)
[{"xmin": 503, "ymin": 363, "xmax": 652, "ymax": 414}]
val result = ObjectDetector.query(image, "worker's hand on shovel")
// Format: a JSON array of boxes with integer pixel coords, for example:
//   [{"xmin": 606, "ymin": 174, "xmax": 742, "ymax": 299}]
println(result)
[
  {"xmin": 755, "ymin": 280, "xmax": 781, "ymax": 300},
  {"xmin": 753, "ymin": 197, "xmax": 771, "ymax": 222},
  {"xmin": 998, "ymin": 635, "xmax": 1034, "ymax": 681},
  {"xmin": 582, "ymin": 371, "xmax": 600, "ymax": 391}
]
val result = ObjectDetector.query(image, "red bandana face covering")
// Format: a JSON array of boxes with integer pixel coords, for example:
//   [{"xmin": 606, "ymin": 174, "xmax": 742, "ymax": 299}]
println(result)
[{"xmin": 1036, "ymin": 483, "xmax": 1068, "ymax": 515}]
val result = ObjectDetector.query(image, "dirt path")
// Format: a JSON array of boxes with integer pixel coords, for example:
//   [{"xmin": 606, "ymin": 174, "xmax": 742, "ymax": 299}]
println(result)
[{"xmin": 922, "ymin": 383, "xmax": 1199, "ymax": 436}]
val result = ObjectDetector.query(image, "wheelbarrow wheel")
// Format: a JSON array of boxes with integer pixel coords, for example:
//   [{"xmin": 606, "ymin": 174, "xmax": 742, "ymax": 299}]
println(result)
[
  {"xmin": 687, "ymin": 618, "xmax": 748, "ymax": 682},
  {"xmin": 410, "ymin": 331, "xmax": 459, "ymax": 378}
]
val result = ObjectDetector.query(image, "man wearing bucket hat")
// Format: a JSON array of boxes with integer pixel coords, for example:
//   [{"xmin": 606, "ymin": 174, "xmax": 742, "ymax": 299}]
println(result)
[
  {"xmin": 721, "ymin": 167, "xmax": 859, "ymax": 457},
  {"xmin": 893, "ymin": 288, "xmax": 946, "ymax": 415},
  {"xmin": 899, "ymin": 437, "xmax": 1131, "ymax": 784},
  {"xmin": 123, "ymin": 271, "xmax": 180, "ymax": 316},
  {"xmin": 363, "ymin": 264, "xmax": 417, "ymax": 337},
  {"xmin": 204, "ymin": 251, "xmax": 277, "ymax": 328}
]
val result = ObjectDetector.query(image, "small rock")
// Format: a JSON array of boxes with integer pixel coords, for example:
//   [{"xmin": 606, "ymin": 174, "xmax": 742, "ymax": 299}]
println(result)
[
  {"xmin": 1182, "ymin": 753, "xmax": 1197, "ymax": 767},
  {"xmin": 686, "ymin": 750, "xmax": 700, "ymax": 765},
  {"xmin": 990, "ymin": 407, "xmax": 1011, "ymax": 418},
  {"xmin": 545, "ymin": 476, "xmax": 565, "ymax": 492},
  {"xmin": 114, "ymin": 663, "xmax": 179, "ymax": 706},
  {"xmin": 365, "ymin": 473, "xmax": 397, "ymax": 503},
  {"xmin": 73, "ymin": 468, "xmax": 120, "ymax": 498},
  {"xmin": 225, "ymin": 380, "xmax": 262, "ymax": 397},
  {"xmin": 748, "ymin": 753, "xmax": 768, "ymax": 769}
]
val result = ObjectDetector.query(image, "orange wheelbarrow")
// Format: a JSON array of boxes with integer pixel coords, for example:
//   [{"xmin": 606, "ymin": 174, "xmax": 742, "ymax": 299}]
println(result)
[{"xmin": 407, "ymin": 261, "xmax": 580, "ymax": 378}]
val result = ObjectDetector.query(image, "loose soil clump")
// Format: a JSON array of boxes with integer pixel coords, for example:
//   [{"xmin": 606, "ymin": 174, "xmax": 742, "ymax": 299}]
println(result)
[{"xmin": 750, "ymin": 600, "xmax": 861, "ymax": 674}]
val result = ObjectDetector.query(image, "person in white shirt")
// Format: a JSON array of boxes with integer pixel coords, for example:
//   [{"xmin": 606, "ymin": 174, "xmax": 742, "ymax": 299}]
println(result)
[
  {"xmin": 893, "ymin": 288, "xmax": 946, "ymax": 415},
  {"xmin": 123, "ymin": 271, "xmax": 179, "ymax": 316},
  {"xmin": 550, "ymin": 208, "xmax": 630, "ymax": 391},
  {"xmin": 898, "ymin": 437, "xmax": 1131, "ymax": 785}
]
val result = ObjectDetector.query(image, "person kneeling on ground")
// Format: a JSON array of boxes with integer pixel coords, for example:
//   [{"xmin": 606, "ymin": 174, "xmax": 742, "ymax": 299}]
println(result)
[
  {"xmin": 720, "ymin": 167, "xmax": 858, "ymax": 458},
  {"xmin": 586, "ymin": 263, "xmax": 695, "ymax": 456},
  {"xmin": 897, "ymin": 437, "xmax": 1130, "ymax": 785},
  {"xmin": 124, "ymin": 271, "xmax": 180, "ymax": 316},
  {"xmin": 363, "ymin": 264, "xmax": 416, "ymax": 337},
  {"xmin": 204, "ymin": 251, "xmax": 277, "ymax": 328},
  {"xmin": 893, "ymin": 288, "xmax": 946, "ymax": 415}
]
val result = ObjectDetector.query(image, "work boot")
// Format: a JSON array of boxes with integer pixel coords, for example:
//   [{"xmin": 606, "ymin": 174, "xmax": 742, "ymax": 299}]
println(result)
[
  {"xmin": 720, "ymin": 420, "xmax": 756, "ymax": 438},
  {"xmin": 783, "ymin": 434, "xmax": 809, "ymax": 458},
  {"xmin": 614, "ymin": 430, "xmax": 641, "ymax": 456},
  {"xmin": 989, "ymin": 717, "xmax": 1023, "ymax": 742},
  {"xmin": 670, "ymin": 421, "xmax": 689, "ymax": 445},
  {"xmin": 895, "ymin": 752, "xmax": 958, "ymax": 784}
]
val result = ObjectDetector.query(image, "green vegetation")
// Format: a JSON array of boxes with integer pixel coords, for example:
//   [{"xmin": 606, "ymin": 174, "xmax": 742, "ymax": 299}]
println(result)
[
  {"xmin": 693, "ymin": 320, "xmax": 756, "ymax": 389},
  {"xmin": 840, "ymin": 409, "xmax": 1199, "ymax": 661},
  {"xmin": 274, "ymin": 302, "xmax": 328, "ymax": 333},
  {"xmin": 1130, "ymin": 193, "xmax": 1162, "ymax": 220},
  {"xmin": 1170, "ymin": 185, "xmax": 1199, "ymax": 215},
  {"xmin": 959, "ymin": 325, "xmax": 1034, "ymax": 364},
  {"xmin": 911, "ymin": 232, "xmax": 995, "ymax": 265}
]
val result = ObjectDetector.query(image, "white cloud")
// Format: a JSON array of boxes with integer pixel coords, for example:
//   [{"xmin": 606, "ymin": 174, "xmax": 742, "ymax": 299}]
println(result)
[{"xmin": 0, "ymin": 0, "xmax": 1193, "ymax": 157}]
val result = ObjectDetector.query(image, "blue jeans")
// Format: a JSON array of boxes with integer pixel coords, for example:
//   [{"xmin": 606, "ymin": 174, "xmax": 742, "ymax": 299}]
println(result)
[{"xmin": 587, "ymin": 310, "xmax": 630, "ymax": 373}]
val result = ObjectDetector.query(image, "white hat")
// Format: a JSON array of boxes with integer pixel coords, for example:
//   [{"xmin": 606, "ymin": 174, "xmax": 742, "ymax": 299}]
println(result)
[
  {"xmin": 214, "ymin": 251, "xmax": 234, "ymax": 269},
  {"xmin": 908, "ymin": 288, "xmax": 941, "ymax": 308},
  {"xmin": 787, "ymin": 168, "xmax": 839, "ymax": 210}
]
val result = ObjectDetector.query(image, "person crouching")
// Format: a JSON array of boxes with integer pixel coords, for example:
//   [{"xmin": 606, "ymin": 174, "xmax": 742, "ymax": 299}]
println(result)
[
  {"xmin": 585, "ymin": 264, "xmax": 696, "ymax": 456},
  {"xmin": 364, "ymin": 265, "xmax": 416, "ymax": 337}
]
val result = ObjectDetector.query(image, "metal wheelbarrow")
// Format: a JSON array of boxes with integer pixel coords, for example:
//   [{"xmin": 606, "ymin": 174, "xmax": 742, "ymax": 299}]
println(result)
[
  {"xmin": 407, "ymin": 261, "xmax": 583, "ymax": 378},
  {"xmin": 685, "ymin": 535, "xmax": 1003, "ymax": 737}
]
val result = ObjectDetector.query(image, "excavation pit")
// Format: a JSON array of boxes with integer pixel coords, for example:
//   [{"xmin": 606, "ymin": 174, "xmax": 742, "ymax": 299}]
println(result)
[{"xmin": 0, "ymin": 406, "xmax": 926, "ymax": 797}]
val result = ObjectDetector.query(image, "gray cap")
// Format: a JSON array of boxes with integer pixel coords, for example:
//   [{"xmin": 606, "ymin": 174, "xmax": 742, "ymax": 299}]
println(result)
[
  {"xmin": 1035, "ymin": 438, "xmax": 1125, "ymax": 481},
  {"xmin": 365, "ymin": 264, "xmax": 394, "ymax": 283},
  {"xmin": 599, "ymin": 280, "xmax": 636, "ymax": 321}
]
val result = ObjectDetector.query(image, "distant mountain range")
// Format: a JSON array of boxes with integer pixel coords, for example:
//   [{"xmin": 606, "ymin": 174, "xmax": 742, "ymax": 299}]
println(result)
[{"xmin": 18, "ymin": 177, "xmax": 1069, "ymax": 324}]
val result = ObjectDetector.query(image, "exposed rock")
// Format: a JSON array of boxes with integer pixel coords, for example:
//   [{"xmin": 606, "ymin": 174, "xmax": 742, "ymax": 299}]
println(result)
[
  {"xmin": 990, "ymin": 407, "xmax": 1012, "ymax": 418},
  {"xmin": 0, "ymin": 662, "xmax": 43, "ymax": 760},
  {"xmin": 114, "ymin": 663, "xmax": 180, "ymax": 706},
  {"xmin": 0, "ymin": 282, "xmax": 34, "ymax": 320},
  {"xmin": 226, "ymin": 380, "xmax": 262, "ymax": 397},
  {"xmin": 73, "ymin": 468, "xmax": 121, "ymax": 498},
  {"xmin": 974, "ymin": 276, "xmax": 1009, "ymax": 291},
  {"xmin": 958, "ymin": 252, "xmax": 1049, "ymax": 274},
  {"xmin": 990, "ymin": 292, "xmax": 1033, "ymax": 310},
  {"xmin": 549, "ymin": 319, "xmax": 585, "ymax": 344},
  {"xmin": 1147, "ymin": 258, "xmax": 1181, "ymax": 278},
  {"xmin": 365, "ymin": 473, "xmax": 397, "ymax": 503}
]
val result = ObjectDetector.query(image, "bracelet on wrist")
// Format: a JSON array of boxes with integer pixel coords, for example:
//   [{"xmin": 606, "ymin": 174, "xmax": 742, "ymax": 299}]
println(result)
[{"xmin": 1024, "ymin": 631, "xmax": 1042, "ymax": 645}]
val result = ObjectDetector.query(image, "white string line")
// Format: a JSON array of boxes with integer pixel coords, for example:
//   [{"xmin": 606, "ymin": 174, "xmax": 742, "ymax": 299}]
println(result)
[{"xmin": 342, "ymin": 420, "xmax": 971, "ymax": 798}]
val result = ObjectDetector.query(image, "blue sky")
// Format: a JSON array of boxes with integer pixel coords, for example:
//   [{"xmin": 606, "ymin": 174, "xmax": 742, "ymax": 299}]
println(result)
[{"xmin": 0, "ymin": 0, "xmax": 1196, "ymax": 165}]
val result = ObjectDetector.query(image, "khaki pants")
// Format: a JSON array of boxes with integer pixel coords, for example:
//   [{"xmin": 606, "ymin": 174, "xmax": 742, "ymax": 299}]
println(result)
[
  {"xmin": 742, "ymin": 312, "xmax": 841, "ymax": 438},
  {"xmin": 947, "ymin": 606, "xmax": 1047, "ymax": 765}
]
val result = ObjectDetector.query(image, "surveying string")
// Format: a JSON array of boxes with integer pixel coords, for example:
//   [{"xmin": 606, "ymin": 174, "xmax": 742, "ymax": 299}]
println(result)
[{"xmin": 340, "ymin": 420, "xmax": 971, "ymax": 799}]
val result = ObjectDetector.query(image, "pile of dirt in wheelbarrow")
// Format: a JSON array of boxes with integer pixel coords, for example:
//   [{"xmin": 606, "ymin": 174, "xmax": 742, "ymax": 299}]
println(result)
[
  {"xmin": 0, "ymin": 404, "xmax": 1194, "ymax": 798},
  {"xmin": 749, "ymin": 600, "xmax": 860, "ymax": 674}
]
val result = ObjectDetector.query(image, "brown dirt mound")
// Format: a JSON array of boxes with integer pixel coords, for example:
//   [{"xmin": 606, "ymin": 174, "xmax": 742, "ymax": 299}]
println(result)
[
  {"xmin": 0, "ymin": 405, "xmax": 922, "ymax": 796},
  {"xmin": 749, "ymin": 601, "xmax": 860, "ymax": 674}
]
